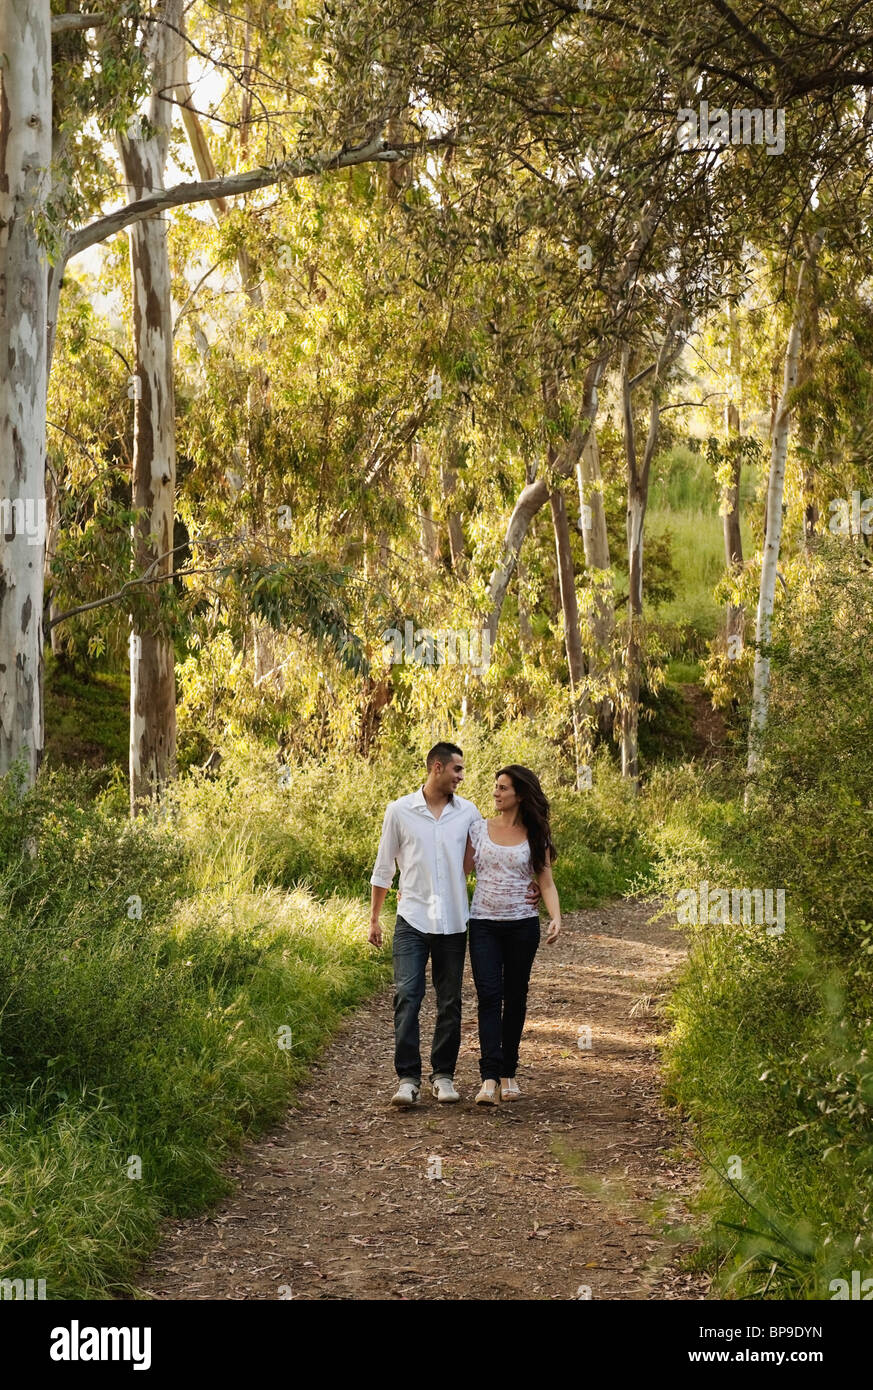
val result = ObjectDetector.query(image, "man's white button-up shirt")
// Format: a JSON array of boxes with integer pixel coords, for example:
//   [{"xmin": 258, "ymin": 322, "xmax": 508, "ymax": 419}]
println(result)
[{"xmin": 370, "ymin": 787, "xmax": 483, "ymax": 935}]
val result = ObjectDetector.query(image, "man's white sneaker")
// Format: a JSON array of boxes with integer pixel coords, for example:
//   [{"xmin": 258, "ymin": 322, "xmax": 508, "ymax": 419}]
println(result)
[
  {"xmin": 431, "ymin": 1076, "xmax": 460, "ymax": 1103},
  {"xmin": 391, "ymin": 1081, "xmax": 421, "ymax": 1107}
]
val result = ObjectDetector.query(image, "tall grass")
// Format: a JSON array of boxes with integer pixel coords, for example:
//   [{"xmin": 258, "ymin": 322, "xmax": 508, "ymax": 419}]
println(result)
[{"xmin": 0, "ymin": 768, "xmax": 389, "ymax": 1297}]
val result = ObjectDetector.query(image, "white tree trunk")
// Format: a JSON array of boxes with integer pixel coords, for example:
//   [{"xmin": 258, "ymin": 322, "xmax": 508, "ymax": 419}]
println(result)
[
  {"xmin": 621, "ymin": 487, "xmax": 645, "ymax": 784},
  {"xmin": 0, "ymin": 0, "xmax": 52, "ymax": 784},
  {"xmin": 550, "ymin": 486, "xmax": 590, "ymax": 788},
  {"xmin": 575, "ymin": 429, "xmax": 615, "ymax": 735},
  {"xmin": 746, "ymin": 238, "xmax": 821, "ymax": 785},
  {"xmin": 723, "ymin": 299, "xmax": 745, "ymax": 648},
  {"xmin": 485, "ymin": 356, "xmax": 605, "ymax": 639},
  {"xmin": 120, "ymin": 0, "xmax": 180, "ymax": 812}
]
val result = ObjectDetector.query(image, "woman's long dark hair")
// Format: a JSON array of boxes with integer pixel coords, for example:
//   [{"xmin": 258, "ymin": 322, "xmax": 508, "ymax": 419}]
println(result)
[{"xmin": 496, "ymin": 765, "xmax": 556, "ymax": 875}]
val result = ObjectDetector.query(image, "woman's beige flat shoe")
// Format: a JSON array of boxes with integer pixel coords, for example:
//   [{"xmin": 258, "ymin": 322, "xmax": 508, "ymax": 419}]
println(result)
[
  {"xmin": 475, "ymin": 1080, "xmax": 500, "ymax": 1106},
  {"xmin": 500, "ymin": 1078, "xmax": 522, "ymax": 1101}
]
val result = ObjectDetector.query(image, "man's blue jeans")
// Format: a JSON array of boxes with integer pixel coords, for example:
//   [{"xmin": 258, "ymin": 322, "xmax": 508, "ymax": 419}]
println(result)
[{"xmin": 392, "ymin": 916, "xmax": 467, "ymax": 1085}]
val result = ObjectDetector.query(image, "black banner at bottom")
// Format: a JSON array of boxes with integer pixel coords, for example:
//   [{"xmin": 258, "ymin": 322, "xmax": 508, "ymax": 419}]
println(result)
[{"xmin": 3, "ymin": 1296, "xmax": 865, "ymax": 1375}]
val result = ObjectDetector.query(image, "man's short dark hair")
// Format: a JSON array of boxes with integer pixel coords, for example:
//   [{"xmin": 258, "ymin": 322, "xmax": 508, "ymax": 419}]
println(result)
[{"xmin": 426, "ymin": 741, "xmax": 463, "ymax": 771}]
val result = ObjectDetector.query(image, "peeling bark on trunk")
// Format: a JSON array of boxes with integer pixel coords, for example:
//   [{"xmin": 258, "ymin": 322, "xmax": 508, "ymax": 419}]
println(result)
[
  {"xmin": 120, "ymin": 0, "xmax": 180, "ymax": 813},
  {"xmin": 549, "ymin": 485, "xmax": 590, "ymax": 789},
  {"xmin": 723, "ymin": 300, "xmax": 745, "ymax": 647},
  {"xmin": 747, "ymin": 237, "xmax": 821, "ymax": 788},
  {"xmin": 0, "ymin": 0, "xmax": 51, "ymax": 785},
  {"xmin": 575, "ymin": 429, "xmax": 615, "ymax": 737}
]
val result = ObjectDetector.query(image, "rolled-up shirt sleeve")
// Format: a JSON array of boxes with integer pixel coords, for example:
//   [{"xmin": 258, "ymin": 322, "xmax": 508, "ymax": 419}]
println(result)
[{"xmin": 370, "ymin": 804, "xmax": 400, "ymax": 888}]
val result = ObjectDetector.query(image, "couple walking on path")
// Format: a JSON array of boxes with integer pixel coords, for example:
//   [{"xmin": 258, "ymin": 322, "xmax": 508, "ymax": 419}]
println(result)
[{"xmin": 368, "ymin": 742, "xmax": 563, "ymax": 1106}]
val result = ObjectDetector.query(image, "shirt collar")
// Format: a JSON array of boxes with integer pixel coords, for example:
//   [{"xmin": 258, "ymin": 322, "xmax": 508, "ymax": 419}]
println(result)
[{"xmin": 413, "ymin": 784, "xmax": 456, "ymax": 814}]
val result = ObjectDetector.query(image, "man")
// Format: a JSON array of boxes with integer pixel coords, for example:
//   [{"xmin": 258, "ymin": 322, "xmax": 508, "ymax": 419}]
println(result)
[{"xmin": 369, "ymin": 742, "xmax": 481, "ymax": 1106}]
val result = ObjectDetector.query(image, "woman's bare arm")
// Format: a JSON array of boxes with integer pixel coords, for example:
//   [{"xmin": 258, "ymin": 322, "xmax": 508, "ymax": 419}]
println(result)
[
  {"xmin": 536, "ymin": 863, "xmax": 562, "ymax": 943},
  {"xmin": 463, "ymin": 833, "xmax": 476, "ymax": 876}
]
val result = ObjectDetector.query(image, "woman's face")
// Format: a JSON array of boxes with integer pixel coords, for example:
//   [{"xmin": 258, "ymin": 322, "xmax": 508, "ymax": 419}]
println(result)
[{"xmin": 494, "ymin": 774, "xmax": 520, "ymax": 814}]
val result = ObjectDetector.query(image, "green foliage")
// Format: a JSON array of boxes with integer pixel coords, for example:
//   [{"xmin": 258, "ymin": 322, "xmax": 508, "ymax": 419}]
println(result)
[
  {"xmin": 166, "ymin": 725, "xmax": 648, "ymax": 908},
  {"xmin": 234, "ymin": 557, "xmax": 369, "ymax": 675},
  {"xmin": 651, "ymin": 445, "xmax": 718, "ymax": 514},
  {"xmin": 645, "ymin": 542, "xmax": 873, "ymax": 1296}
]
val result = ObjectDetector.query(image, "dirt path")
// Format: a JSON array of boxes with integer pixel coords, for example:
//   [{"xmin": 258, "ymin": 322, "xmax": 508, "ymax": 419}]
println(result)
[{"xmin": 136, "ymin": 899, "xmax": 709, "ymax": 1301}]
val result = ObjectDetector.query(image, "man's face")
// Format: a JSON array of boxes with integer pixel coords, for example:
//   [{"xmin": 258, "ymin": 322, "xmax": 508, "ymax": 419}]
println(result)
[{"xmin": 434, "ymin": 755, "xmax": 464, "ymax": 795}]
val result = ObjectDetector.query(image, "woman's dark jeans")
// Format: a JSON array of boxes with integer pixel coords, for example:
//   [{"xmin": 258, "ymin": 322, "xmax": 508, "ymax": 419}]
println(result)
[{"xmin": 468, "ymin": 915, "xmax": 541, "ymax": 1082}]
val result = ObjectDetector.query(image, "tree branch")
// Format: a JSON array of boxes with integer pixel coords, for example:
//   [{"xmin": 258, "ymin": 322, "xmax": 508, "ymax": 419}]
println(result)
[
  {"xmin": 63, "ymin": 133, "xmax": 452, "ymax": 268},
  {"xmin": 49, "ymin": 563, "xmax": 207, "ymax": 630},
  {"xmin": 706, "ymin": 0, "xmax": 781, "ymax": 63},
  {"xmin": 52, "ymin": 13, "xmax": 107, "ymax": 35}
]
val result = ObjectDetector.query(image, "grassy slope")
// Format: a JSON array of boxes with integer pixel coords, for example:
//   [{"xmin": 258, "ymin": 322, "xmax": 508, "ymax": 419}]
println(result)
[
  {"xmin": 642, "ymin": 452, "xmax": 873, "ymax": 1299},
  {"xmin": 647, "ymin": 443, "xmax": 758, "ymax": 645},
  {"xmin": 43, "ymin": 656, "xmax": 129, "ymax": 775}
]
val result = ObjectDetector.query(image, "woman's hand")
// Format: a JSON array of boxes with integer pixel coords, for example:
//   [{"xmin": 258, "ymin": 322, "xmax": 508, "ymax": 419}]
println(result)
[{"xmin": 545, "ymin": 917, "xmax": 561, "ymax": 945}]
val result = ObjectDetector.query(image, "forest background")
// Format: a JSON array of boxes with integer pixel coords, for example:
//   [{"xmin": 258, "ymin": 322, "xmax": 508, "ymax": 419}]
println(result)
[{"xmin": 1, "ymin": 0, "xmax": 872, "ymax": 1300}]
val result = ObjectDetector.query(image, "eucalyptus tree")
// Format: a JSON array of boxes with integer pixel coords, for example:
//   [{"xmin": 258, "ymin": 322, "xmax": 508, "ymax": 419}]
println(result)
[
  {"xmin": 117, "ymin": 0, "xmax": 182, "ymax": 810},
  {"xmin": 0, "ymin": 0, "xmax": 437, "ymax": 788},
  {"xmin": 746, "ymin": 232, "xmax": 822, "ymax": 786},
  {"xmin": 618, "ymin": 305, "xmax": 687, "ymax": 785}
]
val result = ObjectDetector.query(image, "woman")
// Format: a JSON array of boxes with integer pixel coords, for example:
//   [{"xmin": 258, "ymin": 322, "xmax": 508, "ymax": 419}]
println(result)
[{"xmin": 463, "ymin": 764, "xmax": 561, "ymax": 1105}]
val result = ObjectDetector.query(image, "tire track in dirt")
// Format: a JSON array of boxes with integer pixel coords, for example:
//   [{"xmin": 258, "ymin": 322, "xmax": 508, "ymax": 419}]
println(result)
[{"xmin": 135, "ymin": 899, "xmax": 709, "ymax": 1301}]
